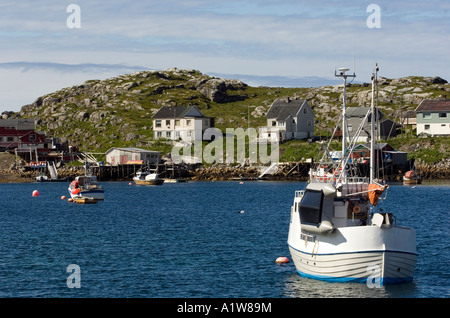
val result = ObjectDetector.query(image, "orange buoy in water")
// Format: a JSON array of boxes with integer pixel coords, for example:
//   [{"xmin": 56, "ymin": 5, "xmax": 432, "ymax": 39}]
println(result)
[
  {"xmin": 275, "ymin": 256, "xmax": 289, "ymax": 263},
  {"xmin": 61, "ymin": 195, "xmax": 66, "ymax": 200},
  {"xmin": 32, "ymin": 190, "xmax": 39, "ymax": 197},
  {"xmin": 129, "ymin": 182, "xmax": 133, "ymax": 185}
]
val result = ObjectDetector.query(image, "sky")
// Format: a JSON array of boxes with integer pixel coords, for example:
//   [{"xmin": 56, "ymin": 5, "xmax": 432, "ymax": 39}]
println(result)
[{"xmin": 0, "ymin": 0, "xmax": 449, "ymax": 112}]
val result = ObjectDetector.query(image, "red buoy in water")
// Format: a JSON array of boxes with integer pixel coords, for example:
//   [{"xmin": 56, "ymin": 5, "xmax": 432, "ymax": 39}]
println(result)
[
  {"xmin": 32, "ymin": 190, "xmax": 39, "ymax": 197},
  {"xmin": 275, "ymin": 256, "xmax": 289, "ymax": 263}
]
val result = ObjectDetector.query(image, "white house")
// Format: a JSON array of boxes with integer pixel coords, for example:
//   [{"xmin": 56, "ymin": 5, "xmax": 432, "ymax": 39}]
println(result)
[
  {"xmin": 105, "ymin": 147, "xmax": 161, "ymax": 166},
  {"xmin": 152, "ymin": 106, "xmax": 215, "ymax": 141},
  {"xmin": 415, "ymin": 99, "xmax": 450, "ymax": 136},
  {"xmin": 260, "ymin": 98, "xmax": 314, "ymax": 142}
]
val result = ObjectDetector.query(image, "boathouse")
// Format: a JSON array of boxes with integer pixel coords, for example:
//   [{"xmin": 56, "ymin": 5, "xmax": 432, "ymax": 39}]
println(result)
[
  {"xmin": 353, "ymin": 143, "xmax": 407, "ymax": 166},
  {"xmin": 105, "ymin": 147, "xmax": 161, "ymax": 166}
]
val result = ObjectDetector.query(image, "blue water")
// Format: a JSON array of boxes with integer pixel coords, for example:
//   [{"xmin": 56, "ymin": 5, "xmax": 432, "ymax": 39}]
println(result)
[{"xmin": 0, "ymin": 180, "xmax": 448, "ymax": 298}]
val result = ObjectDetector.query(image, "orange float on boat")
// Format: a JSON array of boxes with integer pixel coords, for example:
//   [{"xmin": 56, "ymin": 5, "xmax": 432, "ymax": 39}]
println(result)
[{"xmin": 368, "ymin": 183, "xmax": 386, "ymax": 206}]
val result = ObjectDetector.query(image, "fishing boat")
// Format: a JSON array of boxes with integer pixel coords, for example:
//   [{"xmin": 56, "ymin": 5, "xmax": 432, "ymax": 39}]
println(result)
[
  {"xmin": 68, "ymin": 175, "xmax": 105, "ymax": 200},
  {"xmin": 403, "ymin": 170, "xmax": 422, "ymax": 185},
  {"xmin": 287, "ymin": 65, "xmax": 417, "ymax": 285},
  {"xmin": 133, "ymin": 170, "xmax": 164, "ymax": 185}
]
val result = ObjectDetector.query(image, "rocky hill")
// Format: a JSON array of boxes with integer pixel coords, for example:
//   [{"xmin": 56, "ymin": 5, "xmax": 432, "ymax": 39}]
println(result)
[{"xmin": 9, "ymin": 68, "xmax": 450, "ymax": 155}]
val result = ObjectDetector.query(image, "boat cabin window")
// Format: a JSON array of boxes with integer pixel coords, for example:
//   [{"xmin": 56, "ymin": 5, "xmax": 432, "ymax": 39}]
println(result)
[{"xmin": 299, "ymin": 189, "xmax": 323, "ymax": 225}]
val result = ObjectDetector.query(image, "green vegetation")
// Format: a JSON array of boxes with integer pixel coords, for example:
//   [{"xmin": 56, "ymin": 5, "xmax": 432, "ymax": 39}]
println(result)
[{"xmin": 15, "ymin": 69, "xmax": 450, "ymax": 165}]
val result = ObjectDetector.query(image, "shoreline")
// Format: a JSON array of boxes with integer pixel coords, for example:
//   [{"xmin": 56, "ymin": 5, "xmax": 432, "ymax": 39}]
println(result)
[{"xmin": 2, "ymin": 165, "xmax": 450, "ymax": 184}]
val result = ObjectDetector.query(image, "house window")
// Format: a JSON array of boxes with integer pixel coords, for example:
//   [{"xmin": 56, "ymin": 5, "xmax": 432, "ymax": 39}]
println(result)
[
  {"xmin": 155, "ymin": 120, "xmax": 161, "ymax": 128},
  {"xmin": 439, "ymin": 113, "xmax": 447, "ymax": 118},
  {"xmin": 423, "ymin": 113, "xmax": 431, "ymax": 119},
  {"xmin": 424, "ymin": 125, "xmax": 430, "ymax": 130},
  {"xmin": 165, "ymin": 120, "xmax": 171, "ymax": 126},
  {"xmin": 156, "ymin": 132, "xmax": 162, "ymax": 138},
  {"xmin": 166, "ymin": 131, "xmax": 171, "ymax": 138},
  {"xmin": 7, "ymin": 137, "xmax": 14, "ymax": 142},
  {"xmin": 175, "ymin": 120, "xmax": 180, "ymax": 126},
  {"xmin": 278, "ymin": 121, "xmax": 285, "ymax": 126},
  {"xmin": 272, "ymin": 121, "xmax": 276, "ymax": 126},
  {"xmin": 348, "ymin": 124, "xmax": 353, "ymax": 132},
  {"xmin": 303, "ymin": 108, "xmax": 308, "ymax": 114},
  {"xmin": 29, "ymin": 134, "xmax": 36, "ymax": 141},
  {"xmin": 186, "ymin": 120, "xmax": 191, "ymax": 126},
  {"xmin": 204, "ymin": 119, "xmax": 209, "ymax": 127},
  {"xmin": 307, "ymin": 120, "xmax": 312, "ymax": 127}
]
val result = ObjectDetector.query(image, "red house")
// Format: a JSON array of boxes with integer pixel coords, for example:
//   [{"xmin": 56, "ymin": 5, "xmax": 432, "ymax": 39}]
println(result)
[{"xmin": 0, "ymin": 118, "xmax": 50, "ymax": 162}]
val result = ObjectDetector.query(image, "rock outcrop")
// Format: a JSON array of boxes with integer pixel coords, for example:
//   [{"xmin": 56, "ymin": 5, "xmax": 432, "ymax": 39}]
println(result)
[{"xmin": 17, "ymin": 68, "xmax": 248, "ymax": 151}]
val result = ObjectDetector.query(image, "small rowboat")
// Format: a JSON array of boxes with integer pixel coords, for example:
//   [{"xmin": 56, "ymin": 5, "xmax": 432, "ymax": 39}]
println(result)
[{"xmin": 70, "ymin": 196, "xmax": 98, "ymax": 204}]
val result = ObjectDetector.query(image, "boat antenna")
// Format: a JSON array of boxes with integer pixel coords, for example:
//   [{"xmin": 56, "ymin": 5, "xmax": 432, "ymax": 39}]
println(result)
[
  {"xmin": 353, "ymin": 38, "xmax": 356, "ymax": 75},
  {"xmin": 370, "ymin": 63, "xmax": 379, "ymax": 183},
  {"xmin": 334, "ymin": 67, "xmax": 356, "ymax": 182}
]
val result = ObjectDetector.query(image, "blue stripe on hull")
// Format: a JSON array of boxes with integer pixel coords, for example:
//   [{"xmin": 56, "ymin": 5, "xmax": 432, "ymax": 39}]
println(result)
[{"xmin": 296, "ymin": 270, "xmax": 413, "ymax": 285}]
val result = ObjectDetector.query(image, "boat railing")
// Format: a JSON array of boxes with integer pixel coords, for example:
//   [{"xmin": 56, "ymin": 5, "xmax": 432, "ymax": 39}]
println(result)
[
  {"xmin": 295, "ymin": 190, "xmax": 304, "ymax": 198},
  {"xmin": 310, "ymin": 175, "xmax": 336, "ymax": 183},
  {"xmin": 345, "ymin": 177, "xmax": 369, "ymax": 184}
]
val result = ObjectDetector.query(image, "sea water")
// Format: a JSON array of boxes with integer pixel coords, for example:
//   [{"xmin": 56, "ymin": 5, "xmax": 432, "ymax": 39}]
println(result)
[{"xmin": 0, "ymin": 180, "xmax": 448, "ymax": 298}]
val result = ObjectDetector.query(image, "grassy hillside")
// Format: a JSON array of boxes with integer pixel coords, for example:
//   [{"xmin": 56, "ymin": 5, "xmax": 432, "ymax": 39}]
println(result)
[{"xmin": 11, "ymin": 68, "xmax": 450, "ymax": 164}]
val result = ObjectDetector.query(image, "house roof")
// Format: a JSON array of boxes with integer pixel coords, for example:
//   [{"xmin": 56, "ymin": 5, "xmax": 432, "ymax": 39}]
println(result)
[
  {"xmin": 415, "ymin": 99, "xmax": 450, "ymax": 112},
  {"xmin": 354, "ymin": 143, "xmax": 395, "ymax": 151},
  {"xmin": 152, "ymin": 106, "xmax": 206, "ymax": 119},
  {"xmin": 346, "ymin": 107, "xmax": 384, "ymax": 119},
  {"xmin": 106, "ymin": 147, "xmax": 160, "ymax": 154},
  {"xmin": 266, "ymin": 98, "xmax": 307, "ymax": 120},
  {"xmin": 0, "ymin": 127, "xmax": 45, "ymax": 142},
  {"xmin": 19, "ymin": 130, "xmax": 46, "ymax": 143}
]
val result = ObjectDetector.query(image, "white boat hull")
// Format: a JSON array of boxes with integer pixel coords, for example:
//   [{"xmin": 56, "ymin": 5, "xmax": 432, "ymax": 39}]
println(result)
[
  {"xmin": 288, "ymin": 225, "xmax": 417, "ymax": 285},
  {"xmin": 288, "ymin": 247, "xmax": 417, "ymax": 284},
  {"xmin": 69, "ymin": 189, "xmax": 104, "ymax": 200}
]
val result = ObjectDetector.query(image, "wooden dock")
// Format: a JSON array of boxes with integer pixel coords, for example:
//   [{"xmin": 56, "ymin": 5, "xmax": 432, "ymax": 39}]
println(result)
[{"xmin": 91, "ymin": 163, "xmax": 195, "ymax": 181}]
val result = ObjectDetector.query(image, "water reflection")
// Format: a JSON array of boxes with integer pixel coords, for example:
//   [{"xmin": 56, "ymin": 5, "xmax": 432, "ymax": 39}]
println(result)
[{"xmin": 283, "ymin": 273, "xmax": 419, "ymax": 298}]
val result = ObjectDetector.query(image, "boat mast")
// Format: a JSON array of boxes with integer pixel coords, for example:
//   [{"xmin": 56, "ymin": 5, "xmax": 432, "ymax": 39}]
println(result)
[
  {"xmin": 335, "ymin": 68, "xmax": 356, "ymax": 181},
  {"xmin": 370, "ymin": 64, "xmax": 379, "ymax": 183}
]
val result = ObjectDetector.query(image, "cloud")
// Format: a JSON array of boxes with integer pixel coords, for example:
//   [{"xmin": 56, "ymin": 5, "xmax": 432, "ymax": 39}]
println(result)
[
  {"xmin": 0, "ymin": 62, "xmax": 152, "ymax": 112},
  {"xmin": 0, "ymin": 0, "xmax": 448, "ymax": 111}
]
